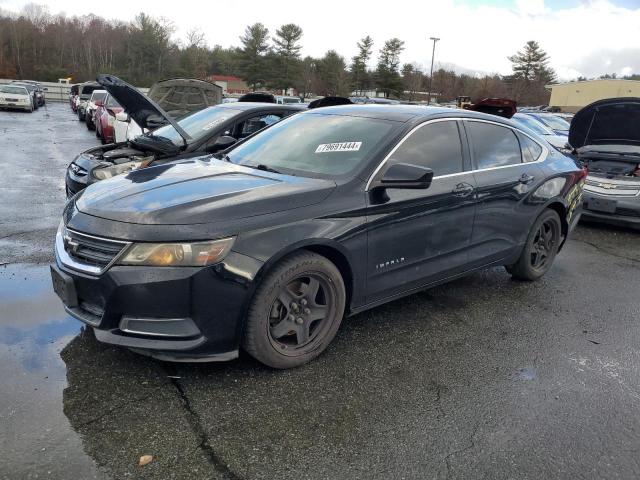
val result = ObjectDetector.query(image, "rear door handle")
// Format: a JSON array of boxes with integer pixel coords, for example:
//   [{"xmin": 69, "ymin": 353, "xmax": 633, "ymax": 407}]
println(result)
[
  {"xmin": 452, "ymin": 182, "xmax": 474, "ymax": 197},
  {"xmin": 519, "ymin": 173, "xmax": 535, "ymax": 185}
]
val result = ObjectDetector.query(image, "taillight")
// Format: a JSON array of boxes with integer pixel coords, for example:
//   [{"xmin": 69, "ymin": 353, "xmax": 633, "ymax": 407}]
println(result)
[{"xmin": 634, "ymin": 165, "xmax": 640, "ymax": 177}]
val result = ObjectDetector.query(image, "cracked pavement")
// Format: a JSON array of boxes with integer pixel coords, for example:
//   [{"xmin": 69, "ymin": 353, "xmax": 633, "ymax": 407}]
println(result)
[{"xmin": 1, "ymin": 103, "xmax": 640, "ymax": 479}]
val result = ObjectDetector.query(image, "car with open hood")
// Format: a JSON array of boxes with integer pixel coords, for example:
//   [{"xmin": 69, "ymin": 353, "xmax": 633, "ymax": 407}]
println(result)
[
  {"xmin": 573, "ymin": 98, "xmax": 640, "ymax": 229},
  {"xmin": 114, "ymin": 76, "xmax": 223, "ymax": 142},
  {"xmin": 65, "ymin": 75, "xmax": 304, "ymax": 197},
  {"xmin": 52, "ymin": 104, "xmax": 586, "ymax": 368}
]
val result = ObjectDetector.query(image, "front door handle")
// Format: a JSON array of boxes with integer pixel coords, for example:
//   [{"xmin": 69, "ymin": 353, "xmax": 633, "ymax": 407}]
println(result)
[
  {"xmin": 519, "ymin": 173, "xmax": 535, "ymax": 185},
  {"xmin": 452, "ymin": 182, "xmax": 474, "ymax": 197}
]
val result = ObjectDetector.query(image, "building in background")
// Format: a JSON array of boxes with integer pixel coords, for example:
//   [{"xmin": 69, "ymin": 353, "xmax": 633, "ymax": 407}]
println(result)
[
  {"xmin": 547, "ymin": 79, "xmax": 640, "ymax": 112},
  {"xmin": 206, "ymin": 75, "xmax": 249, "ymax": 95}
]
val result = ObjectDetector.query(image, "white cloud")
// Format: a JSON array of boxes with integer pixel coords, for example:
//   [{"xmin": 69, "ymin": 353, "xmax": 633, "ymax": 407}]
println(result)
[{"xmin": 1, "ymin": 0, "xmax": 639, "ymax": 80}]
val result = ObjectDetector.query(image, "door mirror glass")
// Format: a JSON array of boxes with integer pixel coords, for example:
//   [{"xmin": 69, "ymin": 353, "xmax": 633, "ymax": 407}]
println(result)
[{"xmin": 378, "ymin": 163, "xmax": 434, "ymax": 189}]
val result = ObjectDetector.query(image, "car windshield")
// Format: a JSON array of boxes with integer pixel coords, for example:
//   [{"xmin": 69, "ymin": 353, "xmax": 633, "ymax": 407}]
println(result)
[
  {"xmin": 536, "ymin": 115, "xmax": 570, "ymax": 131},
  {"xmin": 91, "ymin": 91, "xmax": 107, "ymax": 102},
  {"xmin": 148, "ymin": 106, "xmax": 243, "ymax": 146},
  {"xmin": 13, "ymin": 83, "xmax": 35, "ymax": 92},
  {"xmin": 105, "ymin": 95, "xmax": 120, "ymax": 108},
  {"xmin": 513, "ymin": 115, "xmax": 550, "ymax": 135},
  {"xmin": 1, "ymin": 86, "xmax": 28, "ymax": 95},
  {"xmin": 227, "ymin": 112, "xmax": 397, "ymax": 178}
]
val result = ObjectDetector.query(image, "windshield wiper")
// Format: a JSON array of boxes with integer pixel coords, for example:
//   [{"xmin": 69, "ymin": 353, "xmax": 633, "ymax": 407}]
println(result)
[
  {"xmin": 213, "ymin": 152, "xmax": 231, "ymax": 161},
  {"xmin": 253, "ymin": 164, "xmax": 281, "ymax": 174}
]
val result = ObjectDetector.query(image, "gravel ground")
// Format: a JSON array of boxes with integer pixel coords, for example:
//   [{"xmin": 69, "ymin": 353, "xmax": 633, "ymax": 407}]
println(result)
[{"xmin": 1, "ymin": 102, "xmax": 639, "ymax": 480}]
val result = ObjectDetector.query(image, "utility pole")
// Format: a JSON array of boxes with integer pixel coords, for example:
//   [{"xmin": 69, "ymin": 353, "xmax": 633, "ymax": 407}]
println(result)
[{"xmin": 427, "ymin": 37, "xmax": 440, "ymax": 105}]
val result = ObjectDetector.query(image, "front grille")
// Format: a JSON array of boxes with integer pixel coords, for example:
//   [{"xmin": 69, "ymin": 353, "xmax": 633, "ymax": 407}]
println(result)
[{"xmin": 64, "ymin": 228, "xmax": 128, "ymax": 270}]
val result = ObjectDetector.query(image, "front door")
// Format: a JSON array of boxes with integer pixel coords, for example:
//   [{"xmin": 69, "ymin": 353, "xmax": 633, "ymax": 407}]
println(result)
[{"xmin": 365, "ymin": 120, "xmax": 477, "ymax": 303}]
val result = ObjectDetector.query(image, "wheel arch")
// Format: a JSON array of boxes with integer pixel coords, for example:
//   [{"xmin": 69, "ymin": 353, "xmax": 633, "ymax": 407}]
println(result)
[
  {"xmin": 544, "ymin": 199, "xmax": 569, "ymax": 251},
  {"xmin": 252, "ymin": 239, "xmax": 356, "ymax": 313}
]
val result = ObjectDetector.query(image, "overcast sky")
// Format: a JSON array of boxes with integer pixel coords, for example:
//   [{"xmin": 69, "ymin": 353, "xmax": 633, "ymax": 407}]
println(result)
[{"xmin": 1, "ymin": 0, "xmax": 639, "ymax": 80}]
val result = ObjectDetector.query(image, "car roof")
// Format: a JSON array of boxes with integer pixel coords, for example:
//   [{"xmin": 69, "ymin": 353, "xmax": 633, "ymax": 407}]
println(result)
[
  {"xmin": 219, "ymin": 102, "xmax": 306, "ymax": 112},
  {"xmin": 302, "ymin": 104, "xmax": 517, "ymax": 124}
]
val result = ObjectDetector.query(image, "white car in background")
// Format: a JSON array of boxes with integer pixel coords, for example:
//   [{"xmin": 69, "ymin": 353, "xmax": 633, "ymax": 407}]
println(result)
[
  {"xmin": 84, "ymin": 89, "xmax": 107, "ymax": 130},
  {"xmin": 0, "ymin": 85, "xmax": 34, "ymax": 112},
  {"xmin": 511, "ymin": 112, "xmax": 572, "ymax": 154}
]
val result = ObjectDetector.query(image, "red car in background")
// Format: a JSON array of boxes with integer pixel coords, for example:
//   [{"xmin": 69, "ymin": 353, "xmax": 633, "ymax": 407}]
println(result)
[{"xmin": 94, "ymin": 93, "xmax": 123, "ymax": 144}]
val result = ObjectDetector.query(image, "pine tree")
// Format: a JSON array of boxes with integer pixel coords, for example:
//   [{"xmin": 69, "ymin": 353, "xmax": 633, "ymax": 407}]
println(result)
[
  {"xmin": 239, "ymin": 23, "xmax": 270, "ymax": 90},
  {"xmin": 508, "ymin": 40, "xmax": 556, "ymax": 83},
  {"xmin": 376, "ymin": 38, "xmax": 404, "ymax": 98},
  {"xmin": 350, "ymin": 35, "xmax": 373, "ymax": 94},
  {"xmin": 272, "ymin": 23, "xmax": 303, "ymax": 92}
]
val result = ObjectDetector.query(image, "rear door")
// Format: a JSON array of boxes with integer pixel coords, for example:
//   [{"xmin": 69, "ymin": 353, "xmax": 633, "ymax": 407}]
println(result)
[
  {"xmin": 365, "ymin": 119, "xmax": 477, "ymax": 302},
  {"xmin": 464, "ymin": 120, "xmax": 546, "ymax": 266}
]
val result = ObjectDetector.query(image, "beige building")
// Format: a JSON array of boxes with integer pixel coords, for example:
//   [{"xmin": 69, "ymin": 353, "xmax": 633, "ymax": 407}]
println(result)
[{"xmin": 547, "ymin": 79, "xmax": 640, "ymax": 113}]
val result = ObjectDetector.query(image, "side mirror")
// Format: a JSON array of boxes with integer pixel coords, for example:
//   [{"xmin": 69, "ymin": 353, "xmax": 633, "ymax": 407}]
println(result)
[
  {"xmin": 376, "ymin": 163, "xmax": 434, "ymax": 190},
  {"xmin": 207, "ymin": 135, "xmax": 237, "ymax": 152},
  {"xmin": 115, "ymin": 111, "xmax": 129, "ymax": 122},
  {"xmin": 106, "ymin": 108, "xmax": 116, "ymax": 117}
]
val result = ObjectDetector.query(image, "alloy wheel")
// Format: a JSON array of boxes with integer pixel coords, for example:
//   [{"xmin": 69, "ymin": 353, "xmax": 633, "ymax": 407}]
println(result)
[
  {"xmin": 530, "ymin": 218, "xmax": 558, "ymax": 271},
  {"xmin": 267, "ymin": 273, "xmax": 335, "ymax": 353}
]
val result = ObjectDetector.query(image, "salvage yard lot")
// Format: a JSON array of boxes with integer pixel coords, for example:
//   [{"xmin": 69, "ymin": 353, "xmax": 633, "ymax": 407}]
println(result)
[{"xmin": 1, "ymin": 102, "xmax": 640, "ymax": 479}]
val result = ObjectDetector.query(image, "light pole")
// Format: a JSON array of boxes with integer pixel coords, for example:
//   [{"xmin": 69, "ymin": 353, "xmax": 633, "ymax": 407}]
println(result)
[{"xmin": 427, "ymin": 37, "xmax": 440, "ymax": 105}]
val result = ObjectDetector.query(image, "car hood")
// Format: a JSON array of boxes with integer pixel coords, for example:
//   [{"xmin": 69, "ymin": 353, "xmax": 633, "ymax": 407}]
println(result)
[
  {"xmin": 75, "ymin": 158, "xmax": 336, "ymax": 225},
  {"xmin": 570, "ymin": 97, "xmax": 640, "ymax": 149},
  {"xmin": 96, "ymin": 74, "xmax": 191, "ymax": 144}
]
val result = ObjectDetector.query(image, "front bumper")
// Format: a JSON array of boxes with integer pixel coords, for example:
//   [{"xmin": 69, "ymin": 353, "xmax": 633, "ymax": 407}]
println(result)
[
  {"xmin": 582, "ymin": 190, "xmax": 640, "ymax": 230},
  {"xmin": 51, "ymin": 249, "xmax": 263, "ymax": 362}
]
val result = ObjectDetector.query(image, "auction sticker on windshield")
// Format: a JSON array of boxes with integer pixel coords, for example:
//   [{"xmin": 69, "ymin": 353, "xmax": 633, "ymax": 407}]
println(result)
[{"xmin": 315, "ymin": 142, "xmax": 362, "ymax": 153}]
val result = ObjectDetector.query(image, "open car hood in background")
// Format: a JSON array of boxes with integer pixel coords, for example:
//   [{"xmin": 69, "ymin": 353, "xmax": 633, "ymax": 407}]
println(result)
[
  {"xmin": 147, "ymin": 77, "xmax": 222, "ymax": 118},
  {"xmin": 467, "ymin": 98, "xmax": 517, "ymax": 119},
  {"xmin": 96, "ymin": 74, "xmax": 191, "ymax": 143},
  {"xmin": 569, "ymin": 97, "xmax": 640, "ymax": 149}
]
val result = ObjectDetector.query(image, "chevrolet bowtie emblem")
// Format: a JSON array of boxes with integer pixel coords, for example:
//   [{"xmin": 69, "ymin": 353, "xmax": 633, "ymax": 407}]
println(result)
[{"xmin": 63, "ymin": 234, "xmax": 80, "ymax": 254}]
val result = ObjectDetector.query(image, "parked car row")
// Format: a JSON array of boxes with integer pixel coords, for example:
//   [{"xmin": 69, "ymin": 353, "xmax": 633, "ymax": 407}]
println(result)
[{"xmin": 0, "ymin": 80, "xmax": 45, "ymax": 112}]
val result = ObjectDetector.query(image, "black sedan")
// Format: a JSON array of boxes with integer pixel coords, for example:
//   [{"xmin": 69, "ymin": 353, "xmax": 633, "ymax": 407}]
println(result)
[
  {"xmin": 51, "ymin": 105, "xmax": 586, "ymax": 368},
  {"xmin": 65, "ymin": 75, "xmax": 304, "ymax": 197}
]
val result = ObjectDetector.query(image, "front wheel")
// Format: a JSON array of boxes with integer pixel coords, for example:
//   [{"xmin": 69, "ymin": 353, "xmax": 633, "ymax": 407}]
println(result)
[
  {"xmin": 243, "ymin": 251, "xmax": 346, "ymax": 369},
  {"xmin": 506, "ymin": 209, "xmax": 562, "ymax": 281}
]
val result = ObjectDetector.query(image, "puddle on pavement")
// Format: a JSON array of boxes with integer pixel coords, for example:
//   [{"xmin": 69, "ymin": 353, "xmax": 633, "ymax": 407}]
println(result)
[{"xmin": 0, "ymin": 264, "xmax": 105, "ymax": 479}]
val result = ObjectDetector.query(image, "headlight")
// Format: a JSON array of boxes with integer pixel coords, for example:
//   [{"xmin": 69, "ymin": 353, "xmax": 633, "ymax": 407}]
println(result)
[
  {"xmin": 118, "ymin": 237, "xmax": 235, "ymax": 267},
  {"xmin": 93, "ymin": 159, "xmax": 151, "ymax": 180}
]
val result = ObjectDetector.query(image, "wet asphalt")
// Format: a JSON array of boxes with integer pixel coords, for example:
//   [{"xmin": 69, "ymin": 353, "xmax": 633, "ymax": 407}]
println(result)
[{"xmin": 1, "ymin": 102, "xmax": 640, "ymax": 480}]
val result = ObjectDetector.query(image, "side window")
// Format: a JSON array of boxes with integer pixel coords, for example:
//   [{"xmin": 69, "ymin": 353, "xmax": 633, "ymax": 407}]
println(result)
[
  {"xmin": 467, "ymin": 122, "xmax": 522, "ymax": 169},
  {"xmin": 237, "ymin": 113, "xmax": 284, "ymax": 139},
  {"xmin": 388, "ymin": 121, "xmax": 464, "ymax": 176},
  {"xmin": 517, "ymin": 132, "xmax": 543, "ymax": 163}
]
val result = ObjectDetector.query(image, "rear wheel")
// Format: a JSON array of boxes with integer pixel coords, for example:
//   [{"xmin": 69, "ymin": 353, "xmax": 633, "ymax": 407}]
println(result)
[
  {"xmin": 243, "ymin": 251, "xmax": 346, "ymax": 369},
  {"xmin": 86, "ymin": 113, "xmax": 94, "ymax": 130},
  {"xmin": 506, "ymin": 209, "xmax": 561, "ymax": 281}
]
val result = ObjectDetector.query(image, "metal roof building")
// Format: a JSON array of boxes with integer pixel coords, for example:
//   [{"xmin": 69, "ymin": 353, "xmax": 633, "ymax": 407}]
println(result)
[{"xmin": 546, "ymin": 79, "xmax": 640, "ymax": 112}]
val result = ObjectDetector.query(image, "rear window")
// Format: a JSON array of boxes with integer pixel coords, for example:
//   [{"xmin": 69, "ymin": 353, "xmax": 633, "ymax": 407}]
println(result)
[
  {"xmin": 1, "ymin": 86, "xmax": 28, "ymax": 95},
  {"xmin": 517, "ymin": 132, "xmax": 543, "ymax": 163},
  {"xmin": 467, "ymin": 122, "xmax": 522, "ymax": 169}
]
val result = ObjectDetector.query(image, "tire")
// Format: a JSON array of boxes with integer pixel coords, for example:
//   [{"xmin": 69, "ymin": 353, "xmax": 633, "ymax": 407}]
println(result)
[
  {"xmin": 86, "ymin": 113, "xmax": 94, "ymax": 130},
  {"xmin": 506, "ymin": 209, "xmax": 562, "ymax": 281},
  {"xmin": 243, "ymin": 251, "xmax": 346, "ymax": 369},
  {"xmin": 78, "ymin": 110, "xmax": 84, "ymax": 122}
]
